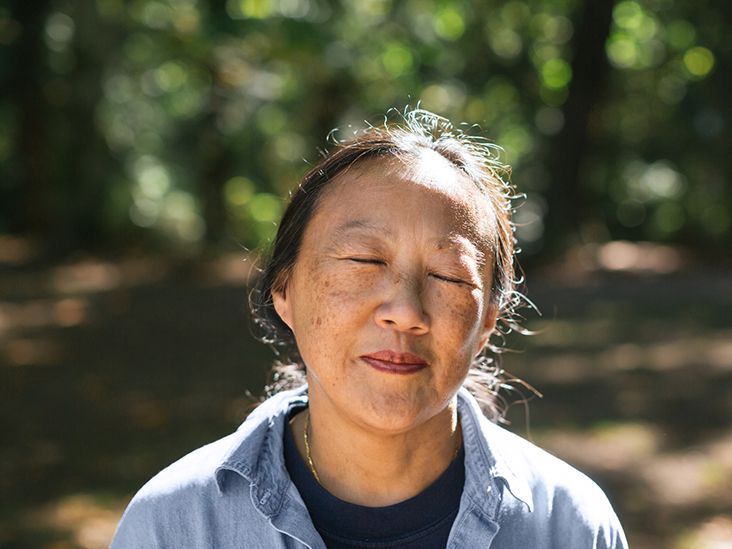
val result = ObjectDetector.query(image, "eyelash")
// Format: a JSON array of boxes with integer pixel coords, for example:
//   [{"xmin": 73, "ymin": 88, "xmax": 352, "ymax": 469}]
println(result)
[
  {"xmin": 431, "ymin": 273, "xmax": 468, "ymax": 285},
  {"xmin": 347, "ymin": 257, "xmax": 385, "ymax": 265},
  {"xmin": 346, "ymin": 258, "xmax": 468, "ymax": 285}
]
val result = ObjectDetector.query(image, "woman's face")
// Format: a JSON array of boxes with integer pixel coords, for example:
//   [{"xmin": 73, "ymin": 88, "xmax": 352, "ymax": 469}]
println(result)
[{"xmin": 273, "ymin": 151, "xmax": 498, "ymax": 434}]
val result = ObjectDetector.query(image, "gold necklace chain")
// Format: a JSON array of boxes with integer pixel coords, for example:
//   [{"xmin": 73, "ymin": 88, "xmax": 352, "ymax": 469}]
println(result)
[
  {"xmin": 303, "ymin": 410, "xmax": 322, "ymax": 483},
  {"xmin": 303, "ymin": 409, "xmax": 461, "ymax": 486}
]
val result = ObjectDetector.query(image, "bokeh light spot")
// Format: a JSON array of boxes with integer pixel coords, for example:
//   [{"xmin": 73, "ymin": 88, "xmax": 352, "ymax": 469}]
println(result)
[
  {"xmin": 155, "ymin": 61, "xmax": 187, "ymax": 92},
  {"xmin": 683, "ymin": 46, "xmax": 715, "ymax": 78},
  {"xmin": 665, "ymin": 19, "xmax": 696, "ymax": 50},
  {"xmin": 224, "ymin": 176, "xmax": 255, "ymax": 207},
  {"xmin": 540, "ymin": 58, "xmax": 572, "ymax": 89},
  {"xmin": 256, "ymin": 105, "xmax": 287, "ymax": 136},
  {"xmin": 382, "ymin": 43, "xmax": 414, "ymax": 77},
  {"xmin": 613, "ymin": 1, "xmax": 643, "ymax": 30},
  {"xmin": 45, "ymin": 12, "xmax": 75, "ymax": 49},
  {"xmin": 606, "ymin": 34, "xmax": 638, "ymax": 68},
  {"xmin": 249, "ymin": 193, "xmax": 282, "ymax": 222},
  {"xmin": 433, "ymin": 7, "xmax": 465, "ymax": 41},
  {"xmin": 489, "ymin": 28, "xmax": 523, "ymax": 60}
]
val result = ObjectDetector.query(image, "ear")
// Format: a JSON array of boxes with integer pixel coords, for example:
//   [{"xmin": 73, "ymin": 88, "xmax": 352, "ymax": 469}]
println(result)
[
  {"xmin": 476, "ymin": 303, "xmax": 499, "ymax": 353},
  {"xmin": 272, "ymin": 285, "xmax": 294, "ymax": 330}
]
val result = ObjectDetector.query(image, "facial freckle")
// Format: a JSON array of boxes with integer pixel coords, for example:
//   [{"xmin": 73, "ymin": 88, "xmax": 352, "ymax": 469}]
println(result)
[{"xmin": 284, "ymin": 160, "xmax": 497, "ymax": 435}]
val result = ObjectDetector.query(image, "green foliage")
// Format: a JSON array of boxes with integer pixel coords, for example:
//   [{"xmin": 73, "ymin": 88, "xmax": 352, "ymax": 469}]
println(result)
[{"xmin": 0, "ymin": 0, "xmax": 729, "ymax": 254}]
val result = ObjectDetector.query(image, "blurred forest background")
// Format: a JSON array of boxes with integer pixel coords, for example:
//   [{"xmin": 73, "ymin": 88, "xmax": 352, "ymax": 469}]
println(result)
[{"xmin": 1, "ymin": 0, "xmax": 731, "ymax": 547}]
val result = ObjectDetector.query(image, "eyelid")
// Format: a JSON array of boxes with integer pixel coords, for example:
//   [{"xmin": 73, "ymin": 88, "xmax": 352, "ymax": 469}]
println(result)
[
  {"xmin": 430, "ymin": 272, "xmax": 472, "ymax": 286},
  {"xmin": 342, "ymin": 257, "xmax": 478, "ymax": 286},
  {"xmin": 345, "ymin": 256, "xmax": 386, "ymax": 265}
]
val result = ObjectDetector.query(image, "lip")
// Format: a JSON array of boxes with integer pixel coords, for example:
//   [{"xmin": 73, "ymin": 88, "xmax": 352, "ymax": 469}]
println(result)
[{"xmin": 360, "ymin": 350, "xmax": 428, "ymax": 375}]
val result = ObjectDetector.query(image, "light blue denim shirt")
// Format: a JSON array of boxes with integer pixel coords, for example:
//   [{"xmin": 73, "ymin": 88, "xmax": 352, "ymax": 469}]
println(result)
[{"xmin": 112, "ymin": 387, "xmax": 628, "ymax": 548}]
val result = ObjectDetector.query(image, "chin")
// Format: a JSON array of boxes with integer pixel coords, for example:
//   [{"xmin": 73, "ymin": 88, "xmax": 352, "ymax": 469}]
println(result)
[{"xmin": 353, "ymin": 390, "xmax": 441, "ymax": 433}]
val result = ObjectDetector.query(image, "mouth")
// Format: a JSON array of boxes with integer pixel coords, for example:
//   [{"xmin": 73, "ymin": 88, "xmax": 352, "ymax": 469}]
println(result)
[{"xmin": 360, "ymin": 350, "xmax": 428, "ymax": 375}]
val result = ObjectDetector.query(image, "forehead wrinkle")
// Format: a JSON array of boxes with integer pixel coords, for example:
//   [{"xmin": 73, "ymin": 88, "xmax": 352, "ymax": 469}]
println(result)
[
  {"xmin": 385, "ymin": 155, "xmax": 497, "ymax": 255},
  {"xmin": 324, "ymin": 205, "xmax": 492, "ymax": 264},
  {"xmin": 320, "ymin": 158, "xmax": 496, "ymax": 260},
  {"xmin": 325, "ymin": 219, "xmax": 394, "ymax": 250}
]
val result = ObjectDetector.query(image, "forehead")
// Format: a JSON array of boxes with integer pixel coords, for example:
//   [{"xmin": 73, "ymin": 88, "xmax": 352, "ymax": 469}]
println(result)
[
  {"xmin": 310, "ymin": 151, "xmax": 496, "ymax": 250},
  {"xmin": 401, "ymin": 149, "xmax": 477, "ymax": 195}
]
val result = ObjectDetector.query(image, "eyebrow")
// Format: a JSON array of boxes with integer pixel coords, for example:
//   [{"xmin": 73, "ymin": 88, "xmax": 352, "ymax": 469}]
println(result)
[{"xmin": 437, "ymin": 235, "xmax": 487, "ymax": 267}]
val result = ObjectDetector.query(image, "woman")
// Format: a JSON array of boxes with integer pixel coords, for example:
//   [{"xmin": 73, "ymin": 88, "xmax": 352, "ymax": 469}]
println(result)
[{"xmin": 112, "ymin": 109, "xmax": 628, "ymax": 548}]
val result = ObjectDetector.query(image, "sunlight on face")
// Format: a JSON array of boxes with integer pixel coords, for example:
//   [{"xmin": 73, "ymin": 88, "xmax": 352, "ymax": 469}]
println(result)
[{"xmin": 273, "ymin": 153, "xmax": 498, "ymax": 434}]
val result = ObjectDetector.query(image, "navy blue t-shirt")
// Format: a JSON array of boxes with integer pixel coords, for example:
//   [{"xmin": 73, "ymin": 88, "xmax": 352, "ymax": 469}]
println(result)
[{"xmin": 284, "ymin": 408, "xmax": 465, "ymax": 548}]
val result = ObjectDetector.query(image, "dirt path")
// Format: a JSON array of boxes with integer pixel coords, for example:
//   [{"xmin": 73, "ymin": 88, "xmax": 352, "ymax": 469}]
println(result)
[{"xmin": 1, "ymin": 250, "xmax": 730, "ymax": 548}]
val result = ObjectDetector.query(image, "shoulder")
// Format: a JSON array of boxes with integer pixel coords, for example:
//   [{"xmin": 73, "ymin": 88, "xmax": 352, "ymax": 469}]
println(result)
[
  {"xmin": 128, "ymin": 430, "xmax": 239, "ymax": 504},
  {"xmin": 456, "ymin": 388, "xmax": 628, "ymax": 549},
  {"xmin": 481, "ymin": 419, "xmax": 628, "ymax": 548},
  {"xmin": 110, "ymin": 431, "xmax": 245, "ymax": 548},
  {"xmin": 486, "ymin": 418, "xmax": 606, "ymax": 501},
  {"xmin": 111, "ymin": 389, "xmax": 305, "ymax": 548}
]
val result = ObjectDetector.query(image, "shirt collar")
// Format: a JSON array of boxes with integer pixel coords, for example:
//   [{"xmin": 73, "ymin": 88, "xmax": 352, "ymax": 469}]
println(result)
[
  {"xmin": 214, "ymin": 385, "xmax": 533, "ymax": 517},
  {"xmin": 215, "ymin": 386, "xmax": 309, "ymax": 516},
  {"xmin": 457, "ymin": 388, "xmax": 534, "ymax": 512}
]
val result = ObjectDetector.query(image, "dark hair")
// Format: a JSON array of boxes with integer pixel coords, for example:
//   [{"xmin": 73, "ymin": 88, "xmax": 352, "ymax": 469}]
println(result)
[{"xmin": 249, "ymin": 108, "xmax": 535, "ymax": 421}]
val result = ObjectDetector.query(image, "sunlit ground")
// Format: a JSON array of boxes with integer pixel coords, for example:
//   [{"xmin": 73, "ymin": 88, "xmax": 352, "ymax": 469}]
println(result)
[{"xmin": 1, "ymin": 237, "xmax": 731, "ymax": 548}]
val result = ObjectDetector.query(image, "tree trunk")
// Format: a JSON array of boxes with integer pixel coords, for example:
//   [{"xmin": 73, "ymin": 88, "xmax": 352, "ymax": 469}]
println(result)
[
  {"xmin": 543, "ymin": 0, "xmax": 616, "ymax": 253},
  {"xmin": 6, "ymin": 0, "xmax": 53, "ymax": 236}
]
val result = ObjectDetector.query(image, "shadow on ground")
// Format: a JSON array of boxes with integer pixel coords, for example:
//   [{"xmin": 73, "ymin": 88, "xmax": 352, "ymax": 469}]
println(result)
[{"xmin": 1, "ymin": 247, "xmax": 731, "ymax": 548}]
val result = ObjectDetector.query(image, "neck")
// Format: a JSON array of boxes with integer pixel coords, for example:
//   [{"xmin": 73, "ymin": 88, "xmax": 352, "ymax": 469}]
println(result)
[{"xmin": 292, "ymin": 388, "xmax": 462, "ymax": 507}]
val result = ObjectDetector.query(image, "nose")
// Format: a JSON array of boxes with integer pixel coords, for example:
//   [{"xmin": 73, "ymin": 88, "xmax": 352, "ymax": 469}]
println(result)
[{"xmin": 374, "ymin": 278, "xmax": 430, "ymax": 335}]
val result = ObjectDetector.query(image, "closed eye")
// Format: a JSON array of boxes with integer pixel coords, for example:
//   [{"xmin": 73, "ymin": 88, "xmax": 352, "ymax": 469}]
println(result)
[
  {"xmin": 430, "ymin": 273, "xmax": 470, "ymax": 285},
  {"xmin": 346, "ymin": 257, "xmax": 386, "ymax": 265}
]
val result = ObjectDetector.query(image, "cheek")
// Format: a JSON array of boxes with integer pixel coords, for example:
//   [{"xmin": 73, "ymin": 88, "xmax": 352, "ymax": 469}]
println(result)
[
  {"xmin": 320, "ymin": 265, "xmax": 386, "ymax": 307},
  {"xmin": 432, "ymin": 283, "xmax": 482, "ymax": 319},
  {"xmin": 293, "ymin": 266, "xmax": 374, "ymax": 336},
  {"xmin": 429, "ymin": 286, "xmax": 484, "ymax": 347}
]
